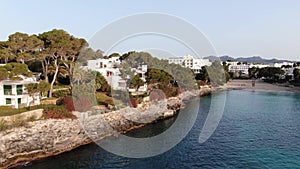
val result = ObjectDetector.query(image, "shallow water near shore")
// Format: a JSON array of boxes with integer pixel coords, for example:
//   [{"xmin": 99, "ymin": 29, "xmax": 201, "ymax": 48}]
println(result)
[{"xmin": 19, "ymin": 90, "xmax": 300, "ymax": 168}]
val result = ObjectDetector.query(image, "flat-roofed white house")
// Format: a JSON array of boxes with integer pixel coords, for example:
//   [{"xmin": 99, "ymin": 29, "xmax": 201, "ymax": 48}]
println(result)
[
  {"xmin": 168, "ymin": 55, "xmax": 212, "ymax": 73},
  {"xmin": 0, "ymin": 75, "xmax": 40, "ymax": 109},
  {"xmin": 87, "ymin": 56, "xmax": 121, "ymax": 71},
  {"xmin": 87, "ymin": 56, "xmax": 126, "ymax": 90},
  {"xmin": 249, "ymin": 63, "xmax": 271, "ymax": 69},
  {"xmin": 86, "ymin": 57, "xmax": 149, "ymax": 92},
  {"xmin": 283, "ymin": 66, "xmax": 300, "ymax": 81},
  {"xmin": 128, "ymin": 65, "xmax": 148, "ymax": 93},
  {"xmin": 227, "ymin": 61, "xmax": 250, "ymax": 74},
  {"xmin": 273, "ymin": 62, "xmax": 294, "ymax": 68}
]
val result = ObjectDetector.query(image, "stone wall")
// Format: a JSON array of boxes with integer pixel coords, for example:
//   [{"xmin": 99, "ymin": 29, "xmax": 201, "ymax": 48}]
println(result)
[
  {"xmin": 0, "ymin": 109, "xmax": 43, "ymax": 124},
  {"xmin": 0, "ymin": 89, "xmax": 205, "ymax": 168}
]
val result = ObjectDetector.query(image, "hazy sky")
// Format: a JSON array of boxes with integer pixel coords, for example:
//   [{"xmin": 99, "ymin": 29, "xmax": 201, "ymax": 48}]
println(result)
[{"xmin": 1, "ymin": 0, "xmax": 300, "ymax": 60}]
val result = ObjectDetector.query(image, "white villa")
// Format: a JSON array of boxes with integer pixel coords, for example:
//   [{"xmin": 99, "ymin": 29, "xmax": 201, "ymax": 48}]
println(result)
[
  {"xmin": 273, "ymin": 62, "xmax": 294, "ymax": 68},
  {"xmin": 87, "ymin": 56, "xmax": 121, "ymax": 78},
  {"xmin": 227, "ymin": 61, "xmax": 250, "ymax": 74},
  {"xmin": 128, "ymin": 65, "xmax": 148, "ymax": 93},
  {"xmin": 87, "ymin": 56, "xmax": 126, "ymax": 90},
  {"xmin": 246, "ymin": 62, "xmax": 294, "ymax": 70},
  {"xmin": 249, "ymin": 63, "xmax": 271, "ymax": 69},
  {"xmin": 283, "ymin": 66, "xmax": 300, "ymax": 80},
  {"xmin": 86, "ymin": 56, "xmax": 148, "ymax": 92},
  {"xmin": 227, "ymin": 61, "xmax": 298, "ymax": 79},
  {"xmin": 168, "ymin": 55, "xmax": 212, "ymax": 73},
  {"xmin": 0, "ymin": 75, "xmax": 40, "ymax": 109}
]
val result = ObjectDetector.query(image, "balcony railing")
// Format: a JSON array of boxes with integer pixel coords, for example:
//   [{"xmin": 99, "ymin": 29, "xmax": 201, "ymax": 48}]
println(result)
[
  {"xmin": 4, "ymin": 90, "xmax": 12, "ymax": 95},
  {"xmin": 4, "ymin": 91, "xmax": 24, "ymax": 95}
]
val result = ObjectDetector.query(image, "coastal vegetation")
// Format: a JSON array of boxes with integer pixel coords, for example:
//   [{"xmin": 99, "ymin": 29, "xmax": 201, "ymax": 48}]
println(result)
[
  {"xmin": 0, "ymin": 63, "xmax": 32, "ymax": 80},
  {"xmin": 248, "ymin": 67, "xmax": 288, "ymax": 83},
  {"xmin": 0, "ymin": 104, "xmax": 56, "ymax": 117},
  {"xmin": 0, "ymin": 29, "xmax": 232, "ymax": 116},
  {"xmin": 294, "ymin": 68, "xmax": 300, "ymax": 82},
  {"xmin": 42, "ymin": 106, "xmax": 76, "ymax": 119},
  {"xmin": 0, "ymin": 30, "xmax": 96, "ymax": 97},
  {"xmin": 0, "ymin": 30, "xmax": 109, "ymax": 113},
  {"xmin": 194, "ymin": 61, "xmax": 230, "ymax": 86}
]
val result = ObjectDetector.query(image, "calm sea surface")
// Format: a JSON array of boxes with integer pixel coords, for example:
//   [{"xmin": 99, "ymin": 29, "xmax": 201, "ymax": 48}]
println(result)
[{"xmin": 20, "ymin": 90, "xmax": 300, "ymax": 169}]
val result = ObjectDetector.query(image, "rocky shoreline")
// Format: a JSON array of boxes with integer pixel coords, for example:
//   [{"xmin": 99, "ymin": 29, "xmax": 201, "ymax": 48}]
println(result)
[{"xmin": 0, "ymin": 87, "xmax": 212, "ymax": 169}]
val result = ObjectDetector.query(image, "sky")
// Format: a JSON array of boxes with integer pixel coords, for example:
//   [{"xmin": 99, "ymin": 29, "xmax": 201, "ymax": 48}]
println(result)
[{"xmin": 1, "ymin": 0, "xmax": 300, "ymax": 61}]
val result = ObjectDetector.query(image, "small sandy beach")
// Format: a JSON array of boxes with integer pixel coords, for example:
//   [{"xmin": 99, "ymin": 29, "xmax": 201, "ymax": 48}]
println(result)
[{"xmin": 225, "ymin": 80, "xmax": 300, "ymax": 93}]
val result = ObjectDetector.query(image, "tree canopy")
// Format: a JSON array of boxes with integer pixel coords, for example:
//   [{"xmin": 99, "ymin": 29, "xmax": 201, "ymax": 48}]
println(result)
[
  {"xmin": 293, "ymin": 68, "xmax": 300, "ymax": 83},
  {"xmin": 129, "ymin": 75, "xmax": 145, "ymax": 89},
  {"xmin": 0, "ymin": 63, "xmax": 32, "ymax": 80},
  {"xmin": 257, "ymin": 67, "xmax": 284, "ymax": 81},
  {"xmin": 0, "ymin": 29, "xmax": 103, "ymax": 97},
  {"xmin": 120, "ymin": 51, "xmax": 197, "ymax": 90}
]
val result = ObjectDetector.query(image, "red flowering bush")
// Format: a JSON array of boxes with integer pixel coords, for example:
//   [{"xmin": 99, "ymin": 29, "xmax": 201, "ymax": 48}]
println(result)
[
  {"xmin": 129, "ymin": 98, "xmax": 137, "ymax": 108},
  {"xmin": 61, "ymin": 97, "xmax": 75, "ymax": 111},
  {"xmin": 43, "ymin": 106, "xmax": 76, "ymax": 119},
  {"xmin": 57, "ymin": 96, "xmax": 93, "ymax": 112}
]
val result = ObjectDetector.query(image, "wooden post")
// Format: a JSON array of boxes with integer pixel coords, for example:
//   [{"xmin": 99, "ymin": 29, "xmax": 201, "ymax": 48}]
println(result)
[{"xmin": 252, "ymin": 78, "xmax": 256, "ymax": 88}]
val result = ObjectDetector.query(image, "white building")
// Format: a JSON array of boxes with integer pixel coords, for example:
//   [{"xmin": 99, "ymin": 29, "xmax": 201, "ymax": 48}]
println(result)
[
  {"xmin": 168, "ymin": 55, "xmax": 212, "ymax": 73},
  {"xmin": 227, "ymin": 61, "xmax": 250, "ymax": 74},
  {"xmin": 249, "ymin": 63, "xmax": 271, "ymax": 69},
  {"xmin": 128, "ymin": 65, "xmax": 148, "ymax": 92},
  {"xmin": 87, "ymin": 56, "xmax": 121, "ymax": 70},
  {"xmin": 273, "ymin": 62, "xmax": 294, "ymax": 68},
  {"xmin": 87, "ymin": 56, "xmax": 126, "ymax": 90},
  {"xmin": 284, "ymin": 68, "xmax": 295, "ymax": 76},
  {"xmin": 0, "ymin": 75, "xmax": 40, "ymax": 109},
  {"xmin": 283, "ymin": 66, "xmax": 300, "ymax": 80},
  {"xmin": 87, "ymin": 57, "xmax": 148, "ymax": 92}
]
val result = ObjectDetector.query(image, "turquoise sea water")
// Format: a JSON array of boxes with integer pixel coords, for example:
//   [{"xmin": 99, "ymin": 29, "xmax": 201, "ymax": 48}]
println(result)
[{"xmin": 20, "ymin": 90, "xmax": 300, "ymax": 169}]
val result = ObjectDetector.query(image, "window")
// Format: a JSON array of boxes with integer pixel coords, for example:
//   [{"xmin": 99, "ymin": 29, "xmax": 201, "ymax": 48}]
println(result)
[
  {"xmin": 18, "ymin": 98, "xmax": 21, "ymax": 104},
  {"xmin": 6, "ymin": 98, "xmax": 11, "ymax": 105},
  {"xmin": 4, "ymin": 85, "xmax": 12, "ymax": 95},
  {"xmin": 17, "ymin": 85, "xmax": 23, "ymax": 95}
]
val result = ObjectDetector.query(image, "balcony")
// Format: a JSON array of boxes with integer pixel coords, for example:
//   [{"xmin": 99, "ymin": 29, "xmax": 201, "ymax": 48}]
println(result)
[
  {"xmin": 4, "ymin": 90, "xmax": 12, "ymax": 95},
  {"xmin": 17, "ymin": 90, "xmax": 23, "ymax": 95}
]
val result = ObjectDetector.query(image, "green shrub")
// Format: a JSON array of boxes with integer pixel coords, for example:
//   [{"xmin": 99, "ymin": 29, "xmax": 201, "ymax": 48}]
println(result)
[
  {"xmin": 52, "ymin": 89, "xmax": 71, "ymax": 98},
  {"xmin": 27, "ymin": 115, "xmax": 36, "ymax": 122},
  {"xmin": 0, "ymin": 119, "xmax": 8, "ymax": 131},
  {"xmin": 11, "ymin": 115, "xmax": 26, "ymax": 127}
]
